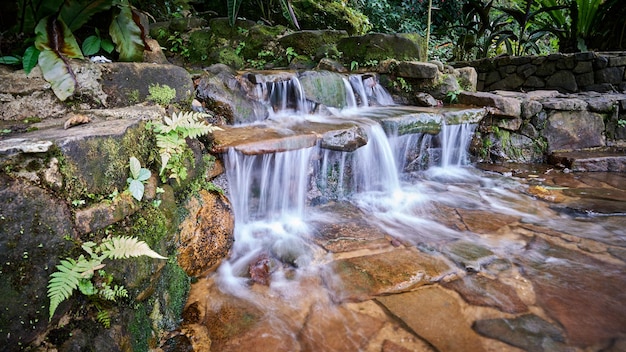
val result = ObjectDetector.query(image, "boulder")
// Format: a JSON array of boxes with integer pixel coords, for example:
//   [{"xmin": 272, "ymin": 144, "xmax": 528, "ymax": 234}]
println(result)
[
  {"xmin": 338, "ymin": 33, "xmax": 425, "ymax": 64},
  {"xmin": 278, "ymin": 30, "xmax": 349, "ymax": 58},
  {"xmin": 101, "ymin": 62, "xmax": 194, "ymax": 107},
  {"xmin": 177, "ymin": 190, "xmax": 235, "ymax": 277},
  {"xmin": 458, "ymin": 91, "xmax": 521, "ymax": 118},
  {"xmin": 299, "ymin": 70, "xmax": 349, "ymax": 108},
  {"xmin": 544, "ymin": 110, "xmax": 605, "ymax": 151},
  {"xmin": 395, "ymin": 61, "xmax": 438, "ymax": 79},
  {"xmin": 455, "ymin": 66, "xmax": 478, "ymax": 91}
]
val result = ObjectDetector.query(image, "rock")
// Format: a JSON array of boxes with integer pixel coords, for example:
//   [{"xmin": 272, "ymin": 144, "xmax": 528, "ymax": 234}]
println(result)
[
  {"xmin": 325, "ymin": 248, "xmax": 457, "ymax": 301},
  {"xmin": 441, "ymin": 240, "xmax": 497, "ymax": 272},
  {"xmin": 338, "ymin": 33, "xmax": 425, "ymax": 63},
  {"xmin": 427, "ymin": 73, "xmax": 460, "ymax": 100},
  {"xmin": 541, "ymin": 98, "xmax": 588, "ymax": 111},
  {"xmin": 0, "ymin": 175, "xmax": 75, "ymax": 347},
  {"xmin": 395, "ymin": 61, "xmax": 438, "ymax": 79},
  {"xmin": 455, "ymin": 66, "xmax": 478, "ymax": 91},
  {"xmin": 546, "ymin": 70, "xmax": 578, "ymax": 92},
  {"xmin": 380, "ymin": 111, "xmax": 443, "ymax": 136},
  {"xmin": 544, "ymin": 110, "xmax": 605, "ymax": 151},
  {"xmin": 316, "ymin": 58, "xmax": 347, "ymax": 73},
  {"xmin": 473, "ymin": 314, "xmax": 565, "ymax": 351},
  {"xmin": 443, "ymin": 275, "xmax": 528, "ymax": 313},
  {"xmin": 521, "ymin": 100, "xmax": 543, "ymax": 119},
  {"xmin": 414, "ymin": 92, "xmax": 440, "ymax": 107},
  {"xmin": 278, "ymin": 30, "xmax": 349, "ymax": 58},
  {"xmin": 143, "ymin": 38, "xmax": 170, "ymax": 64},
  {"xmin": 196, "ymin": 64, "xmax": 267, "ymax": 124},
  {"xmin": 177, "ymin": 190, "xmax": 234, "ymax": 277},
  {"xmin": 458, "ymin": 91, "xmax": 521, "ymax": 118},
  {"xmin": 101, "ymin": 62, "xmax": 194, "ymax": 107},
  {"xmin": 320, "ymin": 125, "xmax": 368, "ymax": 152},
  {"xmin": 377, "ymin": 286, "xmax": 487, "ymax": 352},
  {"xmin": 595, "ymin": 67, "xmax": 625, "ymax": 84},
  {"xmin": 443, "ymin": 108, "xmax": 488, "ymax": 125},
  {"xmin": 520, "ymin": 238, "xmax": 626, "ymax": 348},
  {"xmin": 548, "ymin": 150, "xmax": 626, "ymax": 172},
  {"xmin": 311, "ymin": 202, "xmax": 392, "ymax": 252},
  {"xmin": 74, "ymin": 193, "xmax": 141, "ymax": 234},
  {"xmin": 299, "ymin": 70, "xmax": 349, "ymax": 108},
  {"xmin": 212, "ymin": 125, "xmax": 318, "ymax": 154}
]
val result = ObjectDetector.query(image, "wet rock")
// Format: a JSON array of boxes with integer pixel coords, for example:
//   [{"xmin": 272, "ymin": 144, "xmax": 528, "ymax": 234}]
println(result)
[
  {"xmin": 212, "ymin": 125, "xmax": 318, "ymax": 154},
  {"xmin": 316, "ymin": 58, "xmax": 347, "ymax": 73},
  {"xmin": 455, "ymin": 209, "xmax": 520, "ymax": 235},
  {"xmin": 473, "ymin": 314, "xmax": 565, "ymax": 351},
  {"xmin": 548, "ymin": 150, "xmax": 626, "ymax": 172},
  {"xmin": 441, "ymin": 240, "xmax": 497, "ymax": 272},
  {"xmin": 380, "ymin": 111, "xmax": 442, "ymax": 136},
  {"xmin": 544, "ymin": 110, "xmax": 605, "ymax": 151},
  {"xmin": 320, "ymin": 125, "xmax": 368, "ymax": 152},
  {"xmin": 443, "ymin": 108, "xmax": 488, "ymax": 125},
  {"xmin": 300, "ymin": 304, "xmax": 385, "ymax": 351},
  {"xmin": 177, "ymin": 190, "xmax": 235, "ymax": 277},
  {"xmin": 326, "ymin": 248, "xmax": 457, "ymax": 301},
  {"xmin": 443, "ymin": 275, "xmax": 528, "ymax": 313},
  {"xmin": 101, "ymin": 62, "xmax": 194, "ymax": 107},
  {"xmin": 458, "ymin": 91, "xmax": 521, "ymax": 118},
  {"xmin": 521, "ymin": 237, "xmax": 626, "ymax": 348},
  {"xmin": 74, "ymin": 193, "xmax": 141, "ymax": 234},
  {"xmin": 196, "ymin": 64, "xmax": 267, "ymax": 124},
  {"xmin": 299, "ymin": 70, "xmax": 349, "ymax": 108},
  {"xmin": 249, "ymin": 252, "xmax": 272, "ymax": 285},
  {"xmin": 0, "ymin": 175, "xmax": 75, "ymax": 347},
  {"xmin": 312, "ymin": 202, "xmax": 393, "ymax": 252},
  {"xmin": 377, "ymin": 286, "xmax": 487, "ymax": 352}
]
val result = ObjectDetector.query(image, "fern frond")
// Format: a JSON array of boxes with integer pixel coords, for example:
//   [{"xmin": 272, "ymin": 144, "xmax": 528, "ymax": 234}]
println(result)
[
  {"xmin": 47, "ymin": 258, "xmax": 81, "ymax": 321},
  {"xmin": 101, "ymin": 236, "xmax": 167, "ymax": 260},
  {"xmin": 96, "ymin": 309, "xmax": 111, "ymax": 328}
]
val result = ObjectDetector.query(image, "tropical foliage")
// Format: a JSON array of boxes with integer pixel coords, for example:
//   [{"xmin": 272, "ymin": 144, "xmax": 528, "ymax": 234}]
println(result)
[
  {"xmin": 47, "ymin": 236, "xmax": 167, "ymax": 321},
  {"xmin": 149, "ymin": 111, "xmax": 223, "ymax": 182}
]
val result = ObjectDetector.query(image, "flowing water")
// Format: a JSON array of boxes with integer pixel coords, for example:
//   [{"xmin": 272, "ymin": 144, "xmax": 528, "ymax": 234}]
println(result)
[{"xmin": 184, "ymin": 73, "xmax": 626, "ymax": 351}]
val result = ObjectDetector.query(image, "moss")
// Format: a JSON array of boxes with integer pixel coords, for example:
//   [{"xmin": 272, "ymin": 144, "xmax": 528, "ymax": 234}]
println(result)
[
  {"xmin": 129, "ymin": 302, "xmax": 151, "ymax": 352},
  {"xmin": 147, "ymin": 84, "xmax": 177, "ymax": 106},
  {"xmin": 187, "ymin": 29, "xmax": 215, "ymax": 64},
  {"xmin": 210, "ymin": 47, "xmax": 244, "ymax": 70},
  {"xmin": 293, "ymin": 0, "xmax": 371, "ymax": 35}
]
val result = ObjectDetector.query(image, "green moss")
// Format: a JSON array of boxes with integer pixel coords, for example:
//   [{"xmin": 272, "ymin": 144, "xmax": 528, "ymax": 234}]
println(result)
[
  {"xmin": 129, "ymin": 302, "xmax": 151, "ymax": 352},
  {"xmin": 187, "ymin": 29, "xmax": 215, "ymax": 64},
  {"xmin": 147, "ymin": 84, "xmax": 177, "ymax": 106},
  {"xmin": 293, "ymin": 0, "xmax": 371, "ymax": 35},
  {"xmin": 211, "ymin": 47, "xmax": 244, "ymax": 69}
]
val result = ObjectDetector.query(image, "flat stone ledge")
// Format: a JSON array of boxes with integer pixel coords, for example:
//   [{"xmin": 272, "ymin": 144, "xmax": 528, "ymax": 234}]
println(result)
[{"xmin": 548, "ymin": 149, "xmax": 626, "ymax": 172}]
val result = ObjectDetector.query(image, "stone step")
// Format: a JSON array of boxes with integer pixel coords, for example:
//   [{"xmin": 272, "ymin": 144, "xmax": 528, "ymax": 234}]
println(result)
[
  {"xmin": 212, "ymin": 106, "xmax": 487, "ymax": 154},
  {"xmin": 548, "ymin": 149, "xmax": 626, "ymax": 172}
]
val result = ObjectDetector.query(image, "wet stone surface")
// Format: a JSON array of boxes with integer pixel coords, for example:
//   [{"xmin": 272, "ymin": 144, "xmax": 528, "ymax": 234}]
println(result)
[{"xmin": 178, "ymin": 165, "xmax": 626, "ymax": 352}]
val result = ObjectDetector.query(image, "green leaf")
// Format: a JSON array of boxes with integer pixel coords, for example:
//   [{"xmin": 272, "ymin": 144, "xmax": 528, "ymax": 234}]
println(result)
[
  {"xmin": 60, "ymin": 0, "xmax": 114, "ymax": 32},
  {"xmin": 22, "ymin": 46, "xmax": 40, "ymax": 74},
  {"xmin": 109, "ymin": 5, "xmax": 144, "ymax": 61},
  {"xmin": 38, "ymin": 50, "xmax": 77, "ymax": 101},
  {"xmin": 82, "ymin": 35, "xmax": 102, "ymax": 56},
  {"xmin": 227, "ymin": 0, "xmax": 244, "ymax": 27},
  {"xmin": 137, "ymin": 168, "xmax": 151, "ymax": 182},
  {"xmin": 101, "ymin": 38, "xmax": 115, "ymax": 53},
  {"xmin": 0, "ymin": 56, "xmax": 21, "ymax": 65},
  {"xmin": 35, "ymin": 16, "xmax": 84, "ymax": 59},
  {"xmin": 129, "ymin": 156, "xmax": 141, "ymax": 179},
  {"xmin": 129, "ymin": 179, "xmax": 144, "ymax": 201},
  {"xmin": 78, "ymin": 278, "xmax": 97, "ymax": 296}
]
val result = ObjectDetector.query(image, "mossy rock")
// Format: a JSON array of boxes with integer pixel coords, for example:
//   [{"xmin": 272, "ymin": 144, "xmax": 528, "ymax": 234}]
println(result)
[
  {"xmin": 299, "ymin": 70, "xmax": 348, "ymax": 108},
  {"xmin": 338, "ymin": 33, "xmax": 426, "ymax": 64},
  {"xmin": 208, "ymin": 17, "xmax": 256, "ymax": 38},
  {"xmin": 292, "ymin": 0, "xmax": 371, "ymax": 35},
  {"xmin": 240, "ymin": 24, "xmax": 288, "ymax": 60},
  {"xmin": 278, "ymin": 30, "xmax": 349, "ymax": 58},
  {"xmin": 188, "ymin": 29, "xmax": 217, "ymax": 64},
  {"xmin": 208, "ymin": 47, "xmax": 245, "ymax": 70}
]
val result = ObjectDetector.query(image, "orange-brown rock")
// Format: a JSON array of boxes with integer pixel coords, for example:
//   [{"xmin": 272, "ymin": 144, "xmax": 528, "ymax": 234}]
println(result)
[{"xmin": 177, "ymin": 190, "xmax": 234, "ymax": 277}]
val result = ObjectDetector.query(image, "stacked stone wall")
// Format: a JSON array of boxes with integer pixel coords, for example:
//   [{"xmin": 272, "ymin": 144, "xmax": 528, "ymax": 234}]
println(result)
[{"xmin": 454, "ymin": 52, "xmax": 626, "ymax": 93}]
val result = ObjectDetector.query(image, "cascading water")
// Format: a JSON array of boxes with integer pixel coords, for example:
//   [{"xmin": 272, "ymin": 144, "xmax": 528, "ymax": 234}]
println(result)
[{"xmin": 191, "ymin": 70, "xmax": 626, "ymax": 351}]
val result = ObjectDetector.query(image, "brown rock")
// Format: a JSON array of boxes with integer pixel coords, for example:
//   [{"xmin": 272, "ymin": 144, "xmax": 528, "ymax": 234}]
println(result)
[
  {"xmin": 377, "ymin": 286, "xmax": 487, "ymax": 352},
  {"xmin": 177, "ymin": 190, "xmax": 235, "ymax": 276},
  {"xmin": 326, "ymin": 248, "xmax": 457, "ymax": 301},
  {"xmin": 443, "ymin": 275, "xmax": 528, "ymax": 313},
  {"xmin": 458, "ymin": 91, "xmax": 521, "ymax": 118}
]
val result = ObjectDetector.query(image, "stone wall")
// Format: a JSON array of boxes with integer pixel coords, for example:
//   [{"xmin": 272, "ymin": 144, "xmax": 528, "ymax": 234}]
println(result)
[{"xmin": 454, "ymin": 52, "xmax": 626, "ymax": 93}]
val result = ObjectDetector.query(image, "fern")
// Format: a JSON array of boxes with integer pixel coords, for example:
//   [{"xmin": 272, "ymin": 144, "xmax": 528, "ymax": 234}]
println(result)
[
  {"xmin": 47, "ymin": 236, "xmax": 166, "ymax": 322},
  {"xmin": 102, "ymin": 236, "xmax": 167, "ymax": 260},
  {"xmin": 96, "ymin": 309, "xmax": 112, "ymax": 328},
  {"xmin": 149, "ymin": 111, "xmax": 222, "ymax": 182}
]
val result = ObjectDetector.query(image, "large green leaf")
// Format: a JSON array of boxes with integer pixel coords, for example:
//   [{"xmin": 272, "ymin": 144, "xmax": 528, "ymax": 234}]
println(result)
[
  {"xmin": 227, "ymin": 0, "xmax": 244, "ymax": 27},
  {"xmin": 109, "ymin": 5, "xmax": 144, "ymax": 61},
  {"xmin": 60, "ymin": 0, "xmax": 114, "ymax": 31},
  {"xmin": 35, "ymin": 16, "xmax": 84, "ymax": 100}
]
